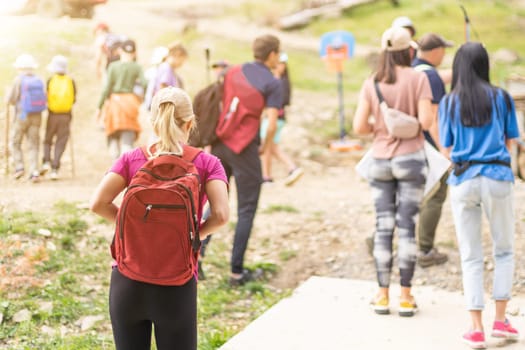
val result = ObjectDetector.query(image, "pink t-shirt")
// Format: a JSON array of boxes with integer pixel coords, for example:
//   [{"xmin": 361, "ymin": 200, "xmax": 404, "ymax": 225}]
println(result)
[
  {"xmin": 109, "ymin": 147, "xmax": 228, "ymax": 221},
  {"xmin": 359, "ymin": 66, "xmax": 432, "ymax": 159}
]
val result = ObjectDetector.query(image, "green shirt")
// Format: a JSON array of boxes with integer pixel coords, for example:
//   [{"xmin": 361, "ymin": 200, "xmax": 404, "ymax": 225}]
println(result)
[{"xmin": 98, "ymin": 60, "xmax": 146, "ymax": 108}]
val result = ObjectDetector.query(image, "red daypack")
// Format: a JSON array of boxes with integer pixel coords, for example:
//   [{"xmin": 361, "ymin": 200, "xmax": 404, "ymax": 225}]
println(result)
[
  {"xmin": 215, "ymin": 65, "xmax": 265, "ymax": 154},
  {"xmin": 111, "ymin": 145, "xmax": 202, "ymax": 286}
]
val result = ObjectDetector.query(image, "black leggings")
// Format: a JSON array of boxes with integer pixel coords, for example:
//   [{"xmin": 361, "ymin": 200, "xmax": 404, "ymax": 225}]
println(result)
[{"xmin": 109, "ymin": 268, "xmax": 197, "ymax": 350}]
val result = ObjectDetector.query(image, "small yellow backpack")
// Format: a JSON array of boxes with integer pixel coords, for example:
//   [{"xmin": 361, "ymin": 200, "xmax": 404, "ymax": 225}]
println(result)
[{"xmin": 47, "ymin": 74, "xmax": 75, "ymax": 113}]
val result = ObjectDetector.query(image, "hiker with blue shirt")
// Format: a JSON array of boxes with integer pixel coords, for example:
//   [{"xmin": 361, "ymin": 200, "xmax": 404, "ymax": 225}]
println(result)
[
  {"xmin": 412, "ymin": 33, "xmax": 454, "ymax": 268},
  {"xmin": 7, "ymin": 54, "xmax": 47, "ymax": 183},
  {"xmin": 438, "ymin": 42, "xmax": 520, "ymax": 349}
]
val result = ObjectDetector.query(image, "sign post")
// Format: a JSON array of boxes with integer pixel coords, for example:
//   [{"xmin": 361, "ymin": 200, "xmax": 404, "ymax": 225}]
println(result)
[{"xmin": 320, "ymin": 31, "xmax": 361, "ymax": 151}]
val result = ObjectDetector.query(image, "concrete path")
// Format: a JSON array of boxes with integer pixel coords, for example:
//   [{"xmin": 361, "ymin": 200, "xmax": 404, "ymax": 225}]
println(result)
[{"xmin": 219, "ymin": 276, "xmax": 525, "ymax": 350}]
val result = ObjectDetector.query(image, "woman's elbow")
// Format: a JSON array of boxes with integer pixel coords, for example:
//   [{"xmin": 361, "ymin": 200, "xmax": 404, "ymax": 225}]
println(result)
[
  {"xmin": 89, "ymin": 199, "xmax": 102, "ymax": 216},
  {"xmin": 215, "ymin": 207, "xmax": 229, "ymax": 226}
]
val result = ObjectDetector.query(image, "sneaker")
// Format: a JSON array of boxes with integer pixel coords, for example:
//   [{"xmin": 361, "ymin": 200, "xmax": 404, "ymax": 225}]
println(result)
[
  {"xmin": 40, "ymin": 162, "xmax": 51, "ymax": 175},
  {"xmin": 492, "ymin": 319, "xmax": 519, "ymax": 340},
  {"xmin": 262, "ymin": 177, "xmax": 274, "ymax": 184},
  {"xmin": 462, "ymin": 330, "xmax": 486, "ymax": 349},
  {"xmin": 399, "ymin": 297, "xmax": 418, "ymax": 317},
  {"xmin": 50, "ymin": 170, "xmax": 59, "ymax": 181},
  {"xmin": 284, "ymin": 167, "xmax": 304, "ymax": 186},
  {"xmin": 13, "ymin": 168, "xmax": 25, "ymax": 180},
  {"xmin": 29, "ymin": 171, "xmax": 40, "ymax": 183},
  {"xmin": 365, "ymin": 235, "xmax": 374, "ymax": 257},
  {"xmin": 417, "ymin": 248, "xmax": 448, "ymax": 268},
  {"xmin": 370, "ymin": 295, "xmax": 390, "ymax": 315},
  {"xmin": 229, "ymin": 268, "xmax": 263, "ymax": 287}
]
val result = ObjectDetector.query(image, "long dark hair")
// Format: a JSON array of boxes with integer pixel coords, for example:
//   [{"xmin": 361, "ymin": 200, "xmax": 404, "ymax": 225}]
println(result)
[
  {"xmin": 375, "ymin": 49, "xmax": 412, "ymax": 83},
  {"xmin": 449, "ymin": 42, "xmax": 497, "ymax": 126}
]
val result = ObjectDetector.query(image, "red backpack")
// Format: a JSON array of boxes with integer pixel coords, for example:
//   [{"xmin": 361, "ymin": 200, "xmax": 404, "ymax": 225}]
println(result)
[
  {"xmin": 111, "ymin": 145, "xmax": 202, "ymax": 286},
  {"xmin": 215, "ymin": 64, "xmax": 265, "ymax": 154}
]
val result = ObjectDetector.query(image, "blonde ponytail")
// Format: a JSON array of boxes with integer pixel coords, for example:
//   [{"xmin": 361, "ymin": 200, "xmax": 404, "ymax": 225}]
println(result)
[{"xmin": 149, "ymin": 87, "xmax": 195, "ymax": 156}]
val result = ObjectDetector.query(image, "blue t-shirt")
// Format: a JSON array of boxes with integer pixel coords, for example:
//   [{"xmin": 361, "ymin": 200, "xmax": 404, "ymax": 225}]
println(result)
[
  {"xmin": 438, "ymin": 88, "xmax": 519, "ymax": 185},
  {"xmin": 242, "ymin": 62, "xmax": 283, "ymax": 109},
  {"xmin": 412, "ymin": 58, "xmax": 447, "ymax": 148}
]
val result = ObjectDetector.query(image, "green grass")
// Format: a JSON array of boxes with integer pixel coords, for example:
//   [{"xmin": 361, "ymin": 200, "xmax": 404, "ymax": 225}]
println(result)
[{"xmin": 0, "ymin": 203, "xmax": 287, "ymax": 349}]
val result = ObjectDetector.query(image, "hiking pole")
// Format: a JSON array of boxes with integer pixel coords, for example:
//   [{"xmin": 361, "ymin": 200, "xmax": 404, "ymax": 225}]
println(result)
[
  {"xmin": 460, "ymin": 4, "xmax": 470, "ymax": 42},
  {"xmin": 69, "ymin": 121, "xmax": 75, "ymax": 178},
  {"xmin": 4, "ymin": 103, "xmax": 9, "ymax": 176},
  {"xmin": 205, "ymin": 47, "xmax": 211, "ymax": 84}
]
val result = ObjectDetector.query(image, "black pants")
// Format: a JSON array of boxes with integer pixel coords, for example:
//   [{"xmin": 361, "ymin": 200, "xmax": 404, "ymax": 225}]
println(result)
[
  {"xmin": 109, "ymin": 268, "xmax": 197, "ymax": 350},
  {"xmin": 212, "ymin": 140, "xmax": 262, "ymax": 274}
]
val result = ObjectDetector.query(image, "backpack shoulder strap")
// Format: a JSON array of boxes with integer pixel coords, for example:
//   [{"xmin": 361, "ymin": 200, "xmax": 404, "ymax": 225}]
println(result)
[
  {"xmin": 413, "ymin": 63, "xmax": 433, "ymax": 72},
  {"xmin": 373, "ymin": 80, "xmax": 385, "ymax": 104},
  {"xmin": 182, "ymin": 145, "xmax": 202, "ymax": 162}
]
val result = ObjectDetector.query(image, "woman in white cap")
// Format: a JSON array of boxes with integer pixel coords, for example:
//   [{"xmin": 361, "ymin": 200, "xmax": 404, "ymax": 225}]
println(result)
[
  {"xmin": 353, "ymin": 27, "xmax": 433, "ymax": 317},
  {"xmin": 90, "ymin": 87, "xmax": 229, "ymax": 350},
  {"xmin": 41, "ymin": 55, "xmax": 77, "ymax": 180},
  {"xmin": 7, "ymin": 54, "xmax": 47, "ymax": 182}
]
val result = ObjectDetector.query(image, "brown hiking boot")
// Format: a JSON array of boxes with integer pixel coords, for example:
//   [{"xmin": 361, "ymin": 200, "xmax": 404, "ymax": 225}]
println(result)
[{"xmin": 417, "ymin": 248, "xmax": 448, "ymax": 268}]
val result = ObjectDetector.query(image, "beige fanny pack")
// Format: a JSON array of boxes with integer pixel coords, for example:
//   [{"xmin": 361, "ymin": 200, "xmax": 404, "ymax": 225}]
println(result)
[{"xmin": 374, "ymin": 80, "xmax": 421, "ymax": 139}]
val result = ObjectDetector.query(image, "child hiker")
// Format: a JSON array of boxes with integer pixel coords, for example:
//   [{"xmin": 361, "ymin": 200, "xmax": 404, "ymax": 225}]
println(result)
[
  {"xmin": 7, "ymin": 54, "xmax": 47, "ymax": 182},
  {"xmin": 41, "ymin": 55, "xmax": 76, "ymax": 180}
]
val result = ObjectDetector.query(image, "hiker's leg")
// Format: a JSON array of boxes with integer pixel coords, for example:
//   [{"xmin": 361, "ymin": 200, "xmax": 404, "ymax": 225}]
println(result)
[
  {"xmin": 108, "ymin": 133, "xmax": 120, "ymax": 160},
  {"xmin": 480, "ymin": 177, "xmax": 514, "ymax": 313},
  {"xmin": 230, "ymin": 141, "xmax": 262, "ymax": 274},
  {"xmin": 152, "ymin": 278, "xmax": 197, "ymax": 349},
  {"xmin": 259, "ymin": 118, "xmax": 272, "ymax": 179},
  {"xmin": 109, "ymin": 268, "xmax": 152, "ymax": 350},
  {"xmin": 369, "ymin": 157, "xmax": 396, "ymax": 288},
  {"xmin": 26, "ymin": 114, "xmax": 42, "ymax": 175},
  {"xmin": 392, "ymin": 149, "xmax": 426, "ymax": 287},
  {"xmin": 43, "ymin": 114, "xmax": 57, "ymax": 165},
  {"xmin": 10, "ymin": 118, "xmax": 26, "ymax": 172},
  {"xmin": 417, "ymin": 172, "xmax": 448, "ymax": 252},
  {"xmin": 450, "ymin": 177, "xmax": 485, "ymax": 311},
  {"xmin": 52, "ymin": 114, "xmax": 71, "ymax": 170},
  {"xmin": 120, "ymin": 130, "xmax": 135, "ymax": 156}
]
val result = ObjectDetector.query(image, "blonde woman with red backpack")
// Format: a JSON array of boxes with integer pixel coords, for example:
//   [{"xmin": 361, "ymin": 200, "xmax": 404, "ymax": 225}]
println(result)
[{"xmin": 90, "ymin": 87, "xmax": 229, "ymax": 349}]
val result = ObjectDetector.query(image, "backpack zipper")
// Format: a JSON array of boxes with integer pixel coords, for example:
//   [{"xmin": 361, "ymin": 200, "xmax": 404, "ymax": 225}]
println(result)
[{"xmin": 143, "ymin": 203, "xmax": 186, "ymax": 222}]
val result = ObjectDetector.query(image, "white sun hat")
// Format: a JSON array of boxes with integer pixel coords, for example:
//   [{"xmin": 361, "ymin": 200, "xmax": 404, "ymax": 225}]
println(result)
[
  {"xmin": 47, "ymin": 55, "xmax": 68, "ymax": 74},
  {"xmin": 13, "ymin": 54, "xmax": 38, "ymax": 70}
]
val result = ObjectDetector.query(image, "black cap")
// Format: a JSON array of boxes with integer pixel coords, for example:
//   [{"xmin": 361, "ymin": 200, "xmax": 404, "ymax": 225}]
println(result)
[{"xmin": 121, "ymin": 39, "xmax": 136, "ymax": 53}]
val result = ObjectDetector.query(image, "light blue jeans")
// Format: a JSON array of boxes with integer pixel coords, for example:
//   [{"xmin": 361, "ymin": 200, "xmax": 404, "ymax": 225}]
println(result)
[{"xmin": 449, "ymin": 176, "xmax": 515, "ymax": 311}]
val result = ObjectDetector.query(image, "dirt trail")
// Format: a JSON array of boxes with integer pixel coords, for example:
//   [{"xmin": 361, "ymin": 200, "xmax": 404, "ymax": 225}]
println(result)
[{"xmin": 1, "ymin": 0, "xmax": 524, "ymax": 295}]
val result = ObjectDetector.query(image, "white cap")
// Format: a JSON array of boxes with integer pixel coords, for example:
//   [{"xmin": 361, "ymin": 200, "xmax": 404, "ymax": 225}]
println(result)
[
  {"xmin": 381, "ymin": 27, "xmax": 418, "ymax": 52},
  {"xmin": 392, "ymin": 16, "xmax": 416, "ymax": 36},
  {"xmin": 47, "ymin": 55, "xmax": 68, "ymax": 74},
  {"xmin": 13, "ymin": 54, "xmax": 38, "ymax": 70}
]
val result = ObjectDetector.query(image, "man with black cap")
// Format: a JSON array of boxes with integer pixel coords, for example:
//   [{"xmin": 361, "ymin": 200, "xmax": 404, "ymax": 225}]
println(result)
[{"xmin": 412, "ymin": 33, "xmax": 454, "ymax": 268}]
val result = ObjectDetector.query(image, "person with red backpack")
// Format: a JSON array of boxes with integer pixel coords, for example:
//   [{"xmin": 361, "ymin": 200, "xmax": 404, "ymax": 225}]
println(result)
[
  {"xmin": 7, "ymin": 54, "xmax": 47, "ymax": 182},
  {"xmin": 212, "ymin": 34, "xmax": 283, "ymax": 286},
  {"xmin": 89, "ymin": 87, "xmax": 229, "ymax": 350}
]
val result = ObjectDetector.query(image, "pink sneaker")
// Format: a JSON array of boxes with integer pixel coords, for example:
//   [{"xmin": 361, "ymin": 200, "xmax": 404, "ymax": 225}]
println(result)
[
  {"xmin": 462, "ymin": 330, "xmax": 486, "ymax": 349},
  {"xmin": 492, "ymin": 319, "xmax": 519, "ymax": 340}
]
